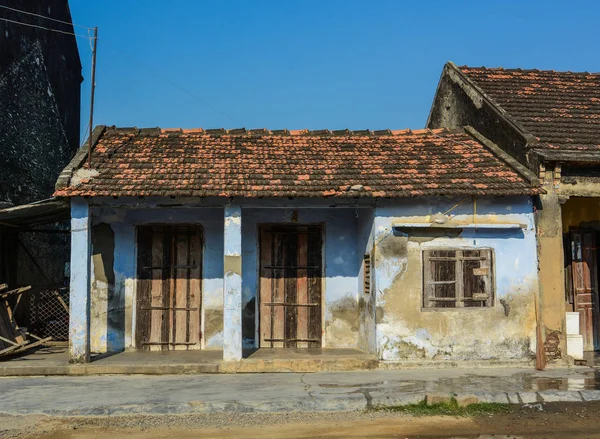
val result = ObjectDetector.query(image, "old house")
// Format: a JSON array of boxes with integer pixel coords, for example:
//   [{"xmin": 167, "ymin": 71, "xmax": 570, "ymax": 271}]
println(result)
[
  {"xmin": 0, "ymin": 0, "xmax": 81, "ymax": 338},
  {"xmin": 54, "ymin": 125, "xmax": 541, "ymax": 365},
  {"xmin": 428, "ymin": 62, "xmax": 600, "ymax": 361}
]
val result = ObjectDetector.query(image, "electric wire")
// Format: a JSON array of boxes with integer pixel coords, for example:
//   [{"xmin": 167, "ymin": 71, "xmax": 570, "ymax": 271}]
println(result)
[
  {"xmin": 0, "ymin": 16, "xmax": 93, "ymax": 39},
  {"xmin": 0, "ymin": 4, "xmax": 93, "ymax": 29},
  {"xmin": 0, "ymin": 7, "xmax": 242, "ymax": 127}
]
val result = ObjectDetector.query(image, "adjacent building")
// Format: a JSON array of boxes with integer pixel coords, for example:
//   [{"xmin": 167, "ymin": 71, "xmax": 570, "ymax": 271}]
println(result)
[
  {"xmin": 428, "ymin": 62, "xmax": 600, "ymax": 361},
  {"xmin": 0, "ymin": 0, "xmax": 81, "ymax": 334}
]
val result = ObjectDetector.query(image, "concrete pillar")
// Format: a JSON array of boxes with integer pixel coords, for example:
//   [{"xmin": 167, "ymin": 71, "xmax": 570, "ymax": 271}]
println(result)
[
  {"xmin": 69, "ymin": 198, "xmax": 92, "ymax": 363},
  {"xmin": 537, "ymin": 166, "xmax": 567, "ymax": 361},
  {"xmin": 223, "ymin": 205, "xmax": 243, "ymax": 361}
]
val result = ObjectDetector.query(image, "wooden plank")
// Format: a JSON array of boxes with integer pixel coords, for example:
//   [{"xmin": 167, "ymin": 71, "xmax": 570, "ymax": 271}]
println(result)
[
  {"xmin": 163, "ymin": 228, "xmax": 174, "ymax": 351},
  {"xmin": 188, "ymin": 227, "xmax": 202, "ymax": 349},
  {"xmin": 10, "ymin": 337, "xmax": 52, "ymax": 355},
  {"xmin": 259, "ymin": 228, "xmax": 273, "ymax": 348},
  {"xmin": 296, "ymin": 232, "xmax": 309, "ymax": 348},
  {"xmin": 149, "ymin": 228, "xmax": 165, "ymax": 352},
  {"xmin": 307, "ymin": 226, "xmax": 322, "ymax": 348},
  {"xmin": 0, "ymin": 340, "xmax": 28, "ymax": 357},
  {"xmin": 174, "ymin": 227, "xmax": 190, "ymax": 350},
  {"xmin": 572, "ymin": 231, "xmax": 597, "ymax": 351},
  {"xmin": 272, "ymin": 233, "xmax": 285, "ymax": 348},
  {"xmin": 3, "ymin": 299, "xmax": 24, "ymax": 344},
  {"xmin": 0, "ymin": 335, "xmax": 18, "ymax": 346},
  {"xmin": 284, "ymin": 232, "xmax": 298, "ymax": 348},
  {"xmin": 0, "ymin": 286, "xmax": 31, "ymax": 299},
  {"xmin": 53, "ymin": 289, "xmax": 69, "ymax": 313}
]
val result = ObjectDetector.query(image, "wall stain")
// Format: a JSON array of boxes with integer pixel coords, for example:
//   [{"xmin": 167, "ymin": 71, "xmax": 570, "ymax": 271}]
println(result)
[{"xmin": 204, "ymin": 308, "xmax": 224, "ymax": 343}]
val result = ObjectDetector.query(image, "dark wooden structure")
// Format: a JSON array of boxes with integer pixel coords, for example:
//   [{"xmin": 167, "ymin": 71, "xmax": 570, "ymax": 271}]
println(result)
[
  {"xmin": 136, "ymin": 225, "xmax": 202, "ymax": 351},
  {"xmin": 259, "ymin": 225, "xmax": 323, "ymax": 348},
  {"xmin": 0, "ymin": 284, "xmax": 52, "ymax": 357},
  {"xmin": 569, "ymin": 231, "xmax": 600, "ymax": 351}
]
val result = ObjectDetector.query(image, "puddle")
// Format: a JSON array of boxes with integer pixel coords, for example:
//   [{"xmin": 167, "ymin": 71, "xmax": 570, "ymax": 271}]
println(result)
[
  {"xmin": 522, "ymin": 374, "xmax": 600, "ymax": 391},
  {"xmin": 446, "ymin": 437, "xmax": 524, "ymax": 439}
]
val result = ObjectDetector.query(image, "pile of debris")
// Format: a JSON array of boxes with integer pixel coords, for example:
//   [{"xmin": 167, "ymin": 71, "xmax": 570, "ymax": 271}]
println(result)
[{"xmin": 0, "ymin": 283, "xmax": 52, "ymax": 357}]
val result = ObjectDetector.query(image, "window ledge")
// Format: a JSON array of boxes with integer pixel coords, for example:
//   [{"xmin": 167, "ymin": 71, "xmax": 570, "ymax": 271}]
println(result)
[
  {"xmin": 421, "ymin": 306, "xmax": 495, "ymax": 312},
  {"xmin": 393, "ymin": 222, "xmax": 526, "ymax": 231}
]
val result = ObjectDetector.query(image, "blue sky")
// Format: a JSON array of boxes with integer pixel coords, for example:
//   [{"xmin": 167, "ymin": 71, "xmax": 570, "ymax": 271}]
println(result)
[{"xmin": 69, "ymin": 0, "xmax": 600, "ymax": 142}]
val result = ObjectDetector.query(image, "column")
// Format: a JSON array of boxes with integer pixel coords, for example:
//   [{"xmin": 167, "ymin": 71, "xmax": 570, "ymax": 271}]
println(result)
[
  {"xmin": 223, "ymin": 205, "xmax": 243, "ymax": 360},
  {"xmin": 69, "ymin": 198, "xmax": 92, "ymax": 363},
  {"xmin": 537, "ymin": 166, "xmax": 567, "ymax": 362}
]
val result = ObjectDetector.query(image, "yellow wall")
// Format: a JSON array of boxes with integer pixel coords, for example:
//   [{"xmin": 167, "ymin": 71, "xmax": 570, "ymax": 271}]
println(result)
[{"xmin": 562, "ymin": 197, "xmax": 600, "ymax": 232}]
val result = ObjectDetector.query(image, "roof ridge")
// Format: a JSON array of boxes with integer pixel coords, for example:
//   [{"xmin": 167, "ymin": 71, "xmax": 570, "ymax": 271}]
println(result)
[
  {"xmin": 459, "ymin": 65, "xmax": 598, "ymax": 75},
  {"xmin": 138, "ymin": 127, "xmax": 456, "ymax": 137}
]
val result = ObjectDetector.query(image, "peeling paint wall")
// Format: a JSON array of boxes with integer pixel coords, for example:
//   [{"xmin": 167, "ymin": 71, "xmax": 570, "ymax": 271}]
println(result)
[
  {"xmin": 357, "ymin": 208, "xmax": 376, "ymax": 354},
  {"xmin": 242, "ymin": 208, "xmax": 360, "ymax": 348},
  {"xmin": 373, "ymin": 196, "xmax": 539, "ymax": 361},
  {"xmin": 89, "ymin": 206, "xmax": 224, "ymax": 353},
  {"xmin": 90, "ymin": 223, "xmax": 116, "ymax": 353}
]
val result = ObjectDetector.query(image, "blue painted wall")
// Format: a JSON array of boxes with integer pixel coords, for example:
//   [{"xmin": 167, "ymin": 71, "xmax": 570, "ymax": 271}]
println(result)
[
  {"xmin": 373, "ymin": 196, "xmax": 539, "ymax": 361},
  {"xmin": 82, "ymin": 195, "xmax": 538, "ymax": 362}
]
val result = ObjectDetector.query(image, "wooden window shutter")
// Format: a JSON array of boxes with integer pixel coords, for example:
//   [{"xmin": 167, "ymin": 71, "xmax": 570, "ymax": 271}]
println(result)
[{"xmin": 363, "ymin": 253, "xmax": 371, "ymax": 294}]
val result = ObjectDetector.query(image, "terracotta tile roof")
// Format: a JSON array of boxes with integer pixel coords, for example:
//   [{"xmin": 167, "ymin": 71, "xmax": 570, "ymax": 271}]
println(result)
[
  {"xmin": 459, "ymin": 66, "xmax": 600, "ymax": 150},
  {"xmin": 53, "ymin": 126, "xmax": 540, "ymax": 198}
]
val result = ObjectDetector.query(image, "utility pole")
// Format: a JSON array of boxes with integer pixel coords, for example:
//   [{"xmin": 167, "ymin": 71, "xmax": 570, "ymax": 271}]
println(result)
[{"xmin": 87, "ymin": 27, "xmax": 98, "ymax": 168}]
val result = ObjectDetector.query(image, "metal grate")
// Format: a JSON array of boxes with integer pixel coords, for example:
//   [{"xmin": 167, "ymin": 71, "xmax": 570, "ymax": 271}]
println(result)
[{"xmin": 29, "ymin": 288, "xmax": 69, "ymax": 341}]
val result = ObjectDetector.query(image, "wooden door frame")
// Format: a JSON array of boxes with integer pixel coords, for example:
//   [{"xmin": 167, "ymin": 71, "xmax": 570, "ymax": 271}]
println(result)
[
  {"xmin": 257, "ymin": 222, "xmax": 326, "ymax": 349},
  {"xmin": 568, "ymin": 228, "xmax": 600, "ymax": 351},
  {"xmin": 133, "ymin": 223, "xmax": 204, "ymax": 351}
]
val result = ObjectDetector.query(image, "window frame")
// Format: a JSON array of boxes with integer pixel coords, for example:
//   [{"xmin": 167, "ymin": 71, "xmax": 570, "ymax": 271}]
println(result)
[{"xmin": 422, "ymin": 247, "xmax": 495, "ymax": 310}]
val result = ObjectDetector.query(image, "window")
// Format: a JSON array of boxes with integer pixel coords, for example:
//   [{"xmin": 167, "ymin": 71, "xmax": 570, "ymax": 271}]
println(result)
[
  {"xmin": 363, "ymin": 253, "xmax": 371, "ymax": 294},
  {"xmin": 423, "ymin": 249, "xmax": 494, "ymax": 309}
]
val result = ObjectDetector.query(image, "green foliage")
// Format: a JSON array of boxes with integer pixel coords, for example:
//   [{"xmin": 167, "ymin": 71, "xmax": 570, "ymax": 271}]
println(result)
[{"xmin": 375, "ymin": 398, "xmax": 511, "ymax": 417}]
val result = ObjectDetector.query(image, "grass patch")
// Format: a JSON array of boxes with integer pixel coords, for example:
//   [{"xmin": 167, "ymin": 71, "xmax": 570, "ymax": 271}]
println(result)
[{"xmin": 375, "ymin": 398, "xmax": 511, "ymax": 417}]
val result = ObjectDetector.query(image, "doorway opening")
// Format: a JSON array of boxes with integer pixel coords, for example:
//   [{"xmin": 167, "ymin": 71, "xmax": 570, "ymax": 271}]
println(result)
[
  {"xmin": 136, "ymin": 225, "xmax": 202, "ymax": 351},
  {"xmin": 259, "ymin": 224, "xmax": 323, "ymax": 348}
]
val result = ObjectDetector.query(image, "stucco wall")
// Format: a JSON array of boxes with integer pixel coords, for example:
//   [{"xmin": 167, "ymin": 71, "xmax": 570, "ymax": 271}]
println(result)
[
  {"xmin": 89, "ymin": 207, "xmax": 224, "ymax": 353},
  {"xmin": 357, "ymin": 208, "xmax": 376, "ymax": 354},
  {"xmin": 242, "ymin": 208, "xmax": 360, "ymax": 348},
  {"xmin": 88, "ymin": 204, "xmax": 362, "ymax": 353},
  {"xmin": 85, "ymin": 196, "xmax": 537, "ymax": 360},
  {"xmin": 373, "ymin": 196, "xmax": 539, "ymax": 361}
]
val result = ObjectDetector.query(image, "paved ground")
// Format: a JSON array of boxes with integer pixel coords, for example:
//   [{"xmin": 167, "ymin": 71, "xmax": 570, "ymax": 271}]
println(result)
[
  {"xmin": 2, "ymin": 367, "xmax": 600, "ymax": 416},
  {"xmin": 5, "ymin": 401, "xmax": 600, "ymax": 438},
  {"xmin": 0, "ymin": 346, "xmax": 379, "ymax": 375}
]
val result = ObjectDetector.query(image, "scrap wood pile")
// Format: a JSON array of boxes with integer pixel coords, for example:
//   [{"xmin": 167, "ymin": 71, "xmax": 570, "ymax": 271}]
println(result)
[{"xmin": 0, "ymin": 283, "xmax": 52, "ymax": 357}]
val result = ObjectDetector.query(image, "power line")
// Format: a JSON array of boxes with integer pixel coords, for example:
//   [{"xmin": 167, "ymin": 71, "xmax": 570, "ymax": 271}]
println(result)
[
  {"xmin": 0, "ymin": 4, "xmax": 92, "ymax": 29},
  {"xmin": 0, "ymin": 16, "xmax": 93, "ymax": 39},
  {"xmin": 99, "ymin": 39, "xmax": 243, "ymax": 126}
]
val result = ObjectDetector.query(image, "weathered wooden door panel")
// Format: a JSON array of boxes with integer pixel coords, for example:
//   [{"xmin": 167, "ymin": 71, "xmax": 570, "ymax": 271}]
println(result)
[
  {"xmin": 136, "ymin": 225, "xmax": 202, "ymax": 351},
  {"xmin": 571, "ymin": 231, "xmax": 600, "ymax": 351},
  {"xmin": 259, "ymin": 225, "xmax": 322, "ymax": 348}
]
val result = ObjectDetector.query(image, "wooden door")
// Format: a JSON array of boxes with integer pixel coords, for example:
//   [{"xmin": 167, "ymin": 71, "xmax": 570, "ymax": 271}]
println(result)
[
  {"xmin": 571, "ymin": 230, "xmax": 600, "ymax": 351},
  {"xmin": 136, "ymin": 225, "xmax": 202, "ymax": 351},
  {"xmin": 259, "ymin": 225, "xmax": 323, "ymax": 348}
]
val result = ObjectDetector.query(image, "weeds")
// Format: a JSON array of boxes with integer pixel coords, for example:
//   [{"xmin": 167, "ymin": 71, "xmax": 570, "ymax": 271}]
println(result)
[{"xmin": 375, "ymin": 398, "xmax": 511, "ymax": 417}]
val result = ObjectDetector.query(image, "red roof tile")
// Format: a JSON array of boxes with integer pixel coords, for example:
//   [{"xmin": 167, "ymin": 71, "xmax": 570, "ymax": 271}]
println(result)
[
  {"xmin": 54, "ymin": 127, "xmax": 540, "ymax": 198},
  {"xmin": 459, "ymin": 66, "xmax": 600, "ymax": 150}
]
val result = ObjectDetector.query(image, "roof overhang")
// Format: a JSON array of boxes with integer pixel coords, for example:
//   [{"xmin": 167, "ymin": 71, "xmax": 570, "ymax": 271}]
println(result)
[
  {"xmin": 0, "ymin": 198, "xmax": 70, "ymax": 228},
  {"xmin": 533, "ymin": 149, "xmax": 600, "ymax": 164}
]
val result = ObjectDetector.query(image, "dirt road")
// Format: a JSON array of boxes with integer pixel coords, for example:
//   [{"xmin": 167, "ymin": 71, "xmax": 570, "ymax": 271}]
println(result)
[{"xmin": 4, "ymin": 401, "xmax": 600, "ymax": 439}]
